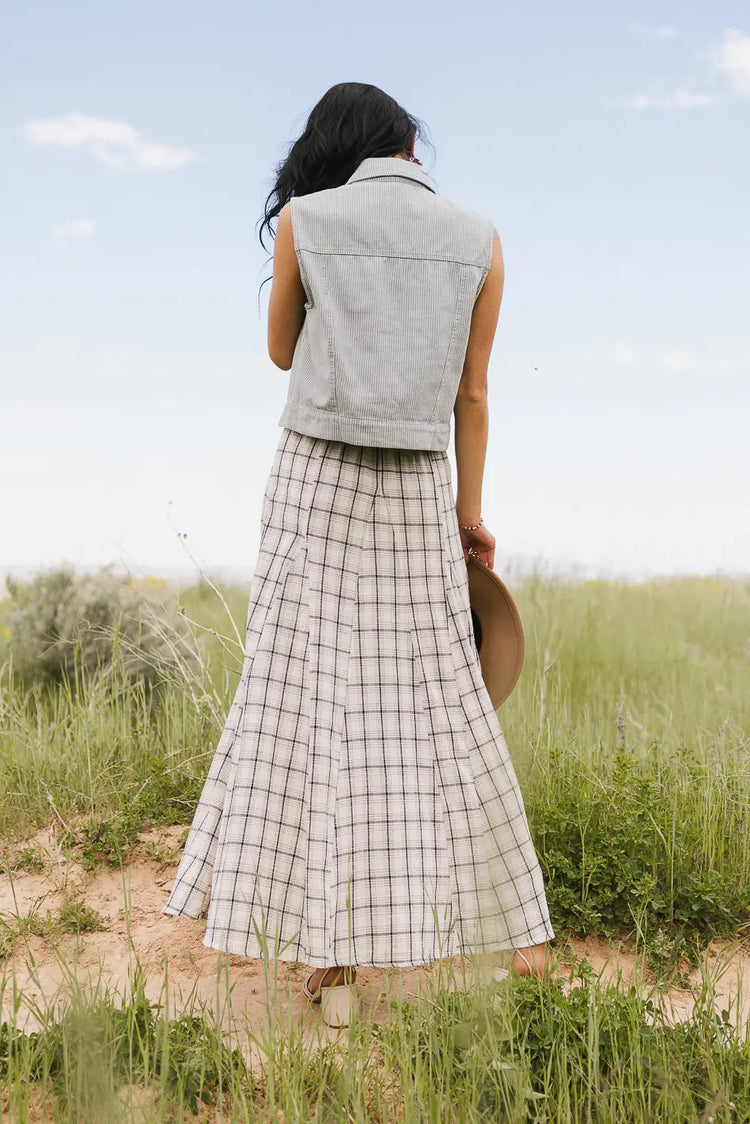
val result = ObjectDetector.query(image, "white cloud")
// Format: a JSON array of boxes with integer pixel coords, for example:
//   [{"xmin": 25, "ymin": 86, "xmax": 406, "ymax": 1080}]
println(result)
[
  {"xmin": 19, "ymin": 112, "xmax": 196, "ymax": 171},
  {"xmin": 51, "ymin": 219, "xmax": 96, "ymax": 245},
  {"xmin": 627, "ymin": 26, "xmax": 750, "ymax": 109},
  {"xmin": 626, "ymin": 88, "xmax": 717, "ymax": 110},
  {"xmin": 630, "ymin": 22, "xmax": 678, "ymax": 41},
  {"xmin": 711, "ymin": 28, "xmax": 750, "ymax": 96}
]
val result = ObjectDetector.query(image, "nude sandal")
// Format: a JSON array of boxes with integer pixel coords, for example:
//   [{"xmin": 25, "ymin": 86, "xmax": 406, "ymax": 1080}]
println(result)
[
  {"xmin": 303, "ymin": 971, "xmax": 358, "ymax": 1028},
  {"xmin": 302, "ymin": 972, "xmax": 324, "ymax": 1003}
]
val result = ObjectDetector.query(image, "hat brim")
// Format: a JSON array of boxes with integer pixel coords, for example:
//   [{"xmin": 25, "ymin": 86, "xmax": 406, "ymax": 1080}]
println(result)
[{"xmin": 466, "ymin": 555, "xmax": 526, "ymax": 709}]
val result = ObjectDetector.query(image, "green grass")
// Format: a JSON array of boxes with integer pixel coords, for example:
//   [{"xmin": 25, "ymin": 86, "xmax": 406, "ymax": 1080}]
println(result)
[
  {"xmin": 1, "ymin": 963, "xmax": 250, "ymax": 1120},
  {"xmin": 1, "ymin": 949, "xmax": 748, "ymax": 1122},
  {"xmin": 3, "ymin": 571, "xmax": 747, "ymax": 950},
  {"xmin": 1, "ymin": 569, "xmax": 748, "ymax": 1119}
]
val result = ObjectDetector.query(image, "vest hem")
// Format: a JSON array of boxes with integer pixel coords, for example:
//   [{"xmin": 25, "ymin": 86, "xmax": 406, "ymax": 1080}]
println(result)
[{"xmin": 278, "ymin": 405, "xmax": 450, "ymax": 452}]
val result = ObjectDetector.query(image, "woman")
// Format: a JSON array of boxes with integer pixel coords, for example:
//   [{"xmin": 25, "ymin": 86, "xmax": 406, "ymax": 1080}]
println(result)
[{"xmin": 163, "ymin": 82, "xmax": 555, "ymax": 1028}]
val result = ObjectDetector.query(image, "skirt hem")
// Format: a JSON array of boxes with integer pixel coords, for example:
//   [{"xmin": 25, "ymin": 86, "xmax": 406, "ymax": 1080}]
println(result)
[
  {"xmin": 199, "ymin": 929, "xmax": 556, "ymax": 968},
  {"xmin": 159, "ymin": 901, "xmax": 555, "ymax": 969}
]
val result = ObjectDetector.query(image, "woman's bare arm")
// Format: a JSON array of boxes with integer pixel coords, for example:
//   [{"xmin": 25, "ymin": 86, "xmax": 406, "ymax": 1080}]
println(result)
[
  {"xmin": 267, "ymin": 203, "xmax": 307, "ymax": 370},
  {"xmin": 453, "ymin": 228, "xmax": 504, "ymax": 566}
]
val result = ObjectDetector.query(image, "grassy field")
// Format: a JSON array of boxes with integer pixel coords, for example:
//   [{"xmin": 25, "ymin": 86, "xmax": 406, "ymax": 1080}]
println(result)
[{"xmin": 1, "ymin": 568, "xmax": 748, "ymax": 1120}]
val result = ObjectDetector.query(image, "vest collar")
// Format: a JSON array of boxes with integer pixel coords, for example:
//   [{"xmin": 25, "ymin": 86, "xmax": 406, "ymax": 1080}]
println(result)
[{"xmin": 346, "ymin": 155, "xmax": 437, "ymax": 194}]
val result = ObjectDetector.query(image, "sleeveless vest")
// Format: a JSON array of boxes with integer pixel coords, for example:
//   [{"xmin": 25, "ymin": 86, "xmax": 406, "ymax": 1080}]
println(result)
[{"xmin": 277, "ymin": 155, "xmax": 494, "ymax": 451}]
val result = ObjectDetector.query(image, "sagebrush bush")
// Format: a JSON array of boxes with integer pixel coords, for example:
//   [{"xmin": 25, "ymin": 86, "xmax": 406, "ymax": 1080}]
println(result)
[{"xmin": 1, "ymin": 565, "xmax": 198, "ymax": 689}]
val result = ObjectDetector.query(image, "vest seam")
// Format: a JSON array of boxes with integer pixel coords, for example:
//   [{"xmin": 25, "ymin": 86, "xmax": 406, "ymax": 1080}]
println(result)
[
  {"xmin": 296, "ymin": 248, "xmax": 487, "ymax": 268},
  {"xmin": 347, "ymin": 176, "xmax": 435, "ymax": 192},
  {"xmin": 428, "ymin": 271, "xmax": 466, "ymax": 423},
  {"xmin": 321, "ymin": 256, "xmax": 338, "ymax": 410}
]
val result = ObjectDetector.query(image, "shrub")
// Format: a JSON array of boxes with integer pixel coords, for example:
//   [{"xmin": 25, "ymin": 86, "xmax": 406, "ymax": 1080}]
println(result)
[{"xmin": 1, "ymin": 565, "xmax": 197, "ymax": 690}]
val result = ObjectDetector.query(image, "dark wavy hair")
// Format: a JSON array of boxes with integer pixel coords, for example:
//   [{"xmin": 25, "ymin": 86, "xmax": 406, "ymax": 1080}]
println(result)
[{"xmin": 256, "ymin": 83, "xmax": 432, "ymax": 294}]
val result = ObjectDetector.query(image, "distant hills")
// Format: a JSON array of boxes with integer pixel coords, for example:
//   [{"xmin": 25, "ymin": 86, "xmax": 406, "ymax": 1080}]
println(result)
[{"xmin": 3, "ymin": 555, "xmax": 739, "ymax": 590}]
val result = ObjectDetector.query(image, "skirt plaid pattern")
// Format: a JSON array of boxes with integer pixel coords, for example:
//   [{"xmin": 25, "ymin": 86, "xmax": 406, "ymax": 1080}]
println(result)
[{"xmin": 162, "ymin": 427, "xmax": 555, "ymax": 967}]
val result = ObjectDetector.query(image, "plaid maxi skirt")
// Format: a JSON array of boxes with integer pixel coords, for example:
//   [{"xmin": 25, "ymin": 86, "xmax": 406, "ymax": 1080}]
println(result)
[{"xmin": 162, "ymin": 427, "xmax": 555, "ymax": 967}]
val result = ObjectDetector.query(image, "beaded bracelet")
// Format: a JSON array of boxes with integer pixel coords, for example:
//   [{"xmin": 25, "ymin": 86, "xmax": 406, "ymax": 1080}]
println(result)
[{"xmin": 459, "ymin": 518, "xmax": 484, "ymax": 531}]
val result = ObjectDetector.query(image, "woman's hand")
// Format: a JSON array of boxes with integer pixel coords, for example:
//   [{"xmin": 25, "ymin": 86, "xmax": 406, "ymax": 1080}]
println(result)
[{"xmin": 457, "ymin": 518, "xmax": 496, "ymax": 569}]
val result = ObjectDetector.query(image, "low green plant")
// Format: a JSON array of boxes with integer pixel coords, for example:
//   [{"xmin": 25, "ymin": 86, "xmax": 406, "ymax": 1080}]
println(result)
[
  {"xmin": 55, "ymin": 899, "xmax": 107, "ymax": 936},
  {"xmin": 7, "ymin": 846, "xmax": 45, "ymax": 873},
  {"xmin": 530, "ymin": 745, "xmax": 750, "ymax": 958},
  {"xmin": 59, "ymin": 756, "xmax": 203, "ymax": 870},
  {"xmin": 8, "ymin": 897, "xmax": 106, "ymax": 943},
  {"xmin": 0, "ymin": 919, "xmax": 17, "ymax": 961},
  {"xmin": 373, "ymin": 968, "xmax": 749, "ymax": 1122},
  {"xmin": 156, "ymin": 1011, "xmax": 249, "ymax": 1114}
]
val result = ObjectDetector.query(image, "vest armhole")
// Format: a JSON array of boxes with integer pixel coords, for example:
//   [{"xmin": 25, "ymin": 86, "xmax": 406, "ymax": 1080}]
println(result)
[
  {"xmin": 289, "ymin": 197, "xmax": 314, "ymax": 309},
  {"xmin": 474, "ymin": 218, "xmax": 495, "ymax": 299}
]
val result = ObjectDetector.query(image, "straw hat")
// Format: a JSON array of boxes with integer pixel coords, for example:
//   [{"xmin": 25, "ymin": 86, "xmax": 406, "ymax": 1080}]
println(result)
[{"xmin": 466, "ymin": 553, "xmax": 526, "ymax": 708}]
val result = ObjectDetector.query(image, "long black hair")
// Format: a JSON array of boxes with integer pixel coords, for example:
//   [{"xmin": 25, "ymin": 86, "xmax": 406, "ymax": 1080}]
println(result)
[{"xmin": 257, "ymin": 82, "xmax": 431, "ymax": 271}]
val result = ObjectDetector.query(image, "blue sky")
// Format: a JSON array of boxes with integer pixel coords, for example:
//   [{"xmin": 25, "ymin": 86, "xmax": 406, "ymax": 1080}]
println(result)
[{"xmin": 2, "ymin": 1, "xmax": 748, "ymax": 581}]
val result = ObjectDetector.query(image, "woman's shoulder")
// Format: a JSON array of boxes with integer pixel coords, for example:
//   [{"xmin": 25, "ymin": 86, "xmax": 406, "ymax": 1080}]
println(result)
[
  {"xmin": 430, "ymin": 194, "xmax": 495, "ymax": 267},
  {"xmin": 435, "ymin": 192, "xmax": 494, "ymax": 233}
]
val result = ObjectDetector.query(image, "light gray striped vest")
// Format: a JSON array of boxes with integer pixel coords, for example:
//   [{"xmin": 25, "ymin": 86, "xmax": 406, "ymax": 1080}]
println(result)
[{"xmin": 278, "ymin": 155, "xmax": 494, "ymax": 451}]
